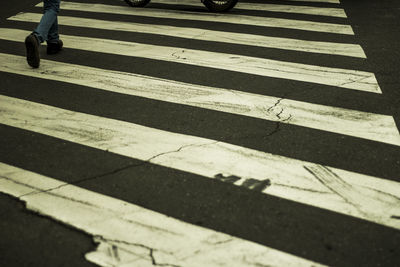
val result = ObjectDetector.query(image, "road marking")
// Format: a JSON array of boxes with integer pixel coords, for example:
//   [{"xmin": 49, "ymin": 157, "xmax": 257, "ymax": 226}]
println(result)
[
  {"xmin": 0, "ymin": 52, "xmax": 397, "ymax": 145},
  {"xmin": 152, "ymin": 0, "xmax": 347, "ymax": 18},
  {"xmin": 284, "ymin": 0, "xmax": 340, "ymax": 3},
  {"xmin": 234, "ymin": 3, "xmax": 346, "ymax": 17},
  {"xmin": 8, "ymin": 12, "xmax": 365, "ymax": 58},
  {"xmin": 0, "ymin": 28, "xmax": 379, "ymax": 92},
  {"xmin": 0, "ymin": 163, "xmax": 326, "ymax": 267},
  {"xmin": 40, "ymin": 1, "xmax": 353, "ymax": 34},
  {"xmin": 2, "ymin": 95, "xmax": 400, "ymax": 230}
]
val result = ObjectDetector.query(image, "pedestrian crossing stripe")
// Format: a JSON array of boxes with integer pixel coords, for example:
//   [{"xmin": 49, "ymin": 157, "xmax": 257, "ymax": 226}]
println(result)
[
  {"xmin": 0, "ymin": 163, "xmax": 327, "ymax": 266},
  {"xmin": 0, "ymin": 52, "xmax": 398, "ymax": 145},
  {"xmin": 37, "ymin": 1, "xmax": 354, "ymax": 34},
  {"xmin": 8, "ymin": 12, "xmax": 366, "ymax": 58},
  {"xmin": 1, "ymin": 94, "xmax": 400, "ymax": 230},
  {"xmin": 151, "ymin": 0, "xmax": 348, "ymax": 18},
  {"xmin": 0, "ymin": 28, "xmax": 380, "ymax": 92},
  {"xmin": 288, "ymin": 0, "xmax": 340, "ymax": 3}
]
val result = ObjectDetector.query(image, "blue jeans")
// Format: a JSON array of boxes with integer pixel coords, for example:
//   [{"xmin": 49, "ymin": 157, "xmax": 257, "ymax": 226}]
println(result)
[{"xmin": 33, "ymin": 0, "xmax": 60, "ymax": 44}]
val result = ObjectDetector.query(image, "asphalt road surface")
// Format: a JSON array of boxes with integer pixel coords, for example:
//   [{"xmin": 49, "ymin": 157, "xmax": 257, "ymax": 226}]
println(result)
[{"xmin": 1, "ymin": 0, "xmax": 399, "ymax": 266}]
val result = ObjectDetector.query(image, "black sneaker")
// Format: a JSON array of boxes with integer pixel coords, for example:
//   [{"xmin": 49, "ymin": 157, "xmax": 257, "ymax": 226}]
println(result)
[
  {"xmin": 47, "ymin": 39, "xmax": 63, "ymax": 55},
  {"xmin": 25, "ymin": 33, "xmax": 40, "ymax": 68}
]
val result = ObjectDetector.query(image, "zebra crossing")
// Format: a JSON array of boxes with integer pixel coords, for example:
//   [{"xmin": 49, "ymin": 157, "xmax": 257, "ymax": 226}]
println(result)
[
  {"xmin": 0, "ymin": 28, "xmax": 379, "ymax": 91},
  {"xmin": 53, "ymin": 1, "xmax": 354, "ymax": 33},
  {"xmin": 1, "ymin": 0, "xmax": 399, "ymax": 266},
  {"xmin": 8, "ymin": 12, "xmax": 365, "ymax": 57}
]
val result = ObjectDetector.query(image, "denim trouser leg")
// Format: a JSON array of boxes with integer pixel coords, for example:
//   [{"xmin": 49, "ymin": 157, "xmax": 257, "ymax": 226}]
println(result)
[
  {"xmin": 47, "ymin": 17, "xmax": 59, "ymax": 43},
  {"xmin": 33, "ymin": 0, "xmax": 60, "ymax": 43}
]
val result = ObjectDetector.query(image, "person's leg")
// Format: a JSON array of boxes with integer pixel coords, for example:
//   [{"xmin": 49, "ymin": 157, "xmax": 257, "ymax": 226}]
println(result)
[
  {"xmin": 33, "ymin": 0, "xmax": 60, "ymax": 43},
  {"xmin": 25, "ymin": 0, "xmax": 60, "ymax": 67},
  {"xmin": 47, "ymin": 17, "xmax": 59, "ymax": 43},
  {"xmin": 46, "ymin": 17, "xmax": 63, "ymax": 54}
]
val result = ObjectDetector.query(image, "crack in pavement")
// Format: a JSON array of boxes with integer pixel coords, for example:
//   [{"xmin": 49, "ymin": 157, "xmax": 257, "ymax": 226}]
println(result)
[
  {"xmin": 94, "ymin": 236, "xmax": 182, "ymax": 267},
  {"xmin": 261, "ymin": 97, "xmax": 293, "ymax": 137},
  {"xmin": 17, "ymin": 141, "xmax": 220, "ymax": 198},
  {"xmin": 145, "ymin": 140, "xmax": 220, "ymax": 163},
  {"xmin": 17, "ymin": 161, "xmax": 143, "ymax": 198}
]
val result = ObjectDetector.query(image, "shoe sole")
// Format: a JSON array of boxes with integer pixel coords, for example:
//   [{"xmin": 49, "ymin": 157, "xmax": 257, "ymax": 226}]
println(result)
[{"xmin": 25, "ymin": 35, "xmax": 40, "ymax": 68}]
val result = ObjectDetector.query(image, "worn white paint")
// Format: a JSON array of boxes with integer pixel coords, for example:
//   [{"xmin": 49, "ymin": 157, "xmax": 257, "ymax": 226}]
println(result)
[
  {"xmin": 0, "ymin": 163, "xmax": 326, "ymax": 267},
  {"xmin": 1, "ymin": 95, "xmax": 400, "ymax": 230},
  {"xmin": 38, "ymin": 1, "xmax": 353, "ymax": 34},
  {"xmin": 8, "ymin": 12, "xmax": 365, "ymax": 58},
  {"xmin": 0, "ymin": 53, "xmax": 397, "ymax": 145},
  {"xmin": 281, "ymin": 0, "xmax": 340, "ymax": 3},
  {"xmin": 151, "ymin": 0, "xmax": 347, "ymax": 18},
  {"xmin": 234, "ymin": 3, "xmax": 345, "ymax": 17},
  {"xmin": 0, "ymin": 29, "xmax": 378, "ymax": 92}
]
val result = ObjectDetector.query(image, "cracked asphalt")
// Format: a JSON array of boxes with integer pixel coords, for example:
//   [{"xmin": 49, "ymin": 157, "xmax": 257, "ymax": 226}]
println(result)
[{"xmin": 1, "ymin": 0, "xmax": 400, "ymax": 266}]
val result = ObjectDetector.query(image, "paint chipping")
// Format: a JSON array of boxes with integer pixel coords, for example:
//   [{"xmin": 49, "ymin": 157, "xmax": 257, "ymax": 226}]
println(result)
[
  {"xmin": 149, "ymin": 248, "xmax": 181, "ymax": 267},
  {"xmin": 214, "ymin": 173, "xmax": 241, "ymax": 183},
  {"xmin": 214, "ymin": 174, "xmax": 271, "ymax": 191},
  {"xmin": 109, "ymin": 244, "xmax": 121, "ymax": 262},
  {"xmin": 89, "ymin": 236, "xmax": 182, "ymax": 267},
  {"xmin": 241, "ymin": 178, "xmax": 272, "ymax": 191},
  {"xmin": 171, "ymin": 50, "xmax": 187, "ymax": 60}
]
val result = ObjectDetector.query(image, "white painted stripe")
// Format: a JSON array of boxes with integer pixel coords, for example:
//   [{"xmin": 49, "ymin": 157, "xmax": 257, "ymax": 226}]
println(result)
[
  {"xmin": 287, "ymin": 0, "xmax": 339, "ymax": 3},
  {"xmin": 152, "ymin": 0, "xmax": 347, "ymax": 18},
  {"xmin": 0, "ymin": 28, "xmax": 379, "ymax": 92},
  {"xmin": 41, "ymin": 1, "xmax": 353, "ymax": 34},
  {"xmin": 8, "ymin": 13, "xmax": 364, "ymax": 58},
  {"xmin": 235, "ymin": 3, "xmax": 345, "ymax": 16},
  {"xmin": 0, "ymin": 52, "xmax": 398, "ymax": 145},
  {"xmin": 1, "ymin": 95, "xmax": 400, "ymax": 230},
  {"xmin": 0, "ymin": 163, "xmax": 326, "ymax": 267}
]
